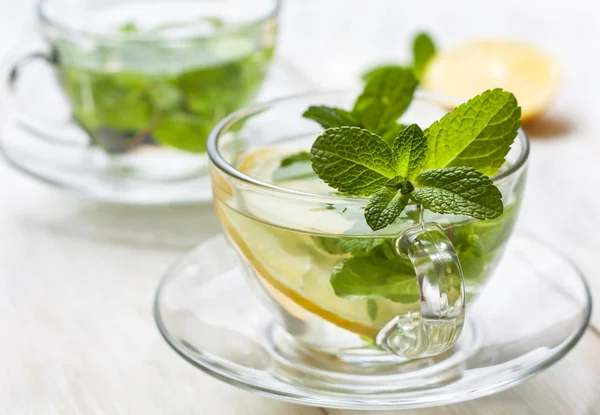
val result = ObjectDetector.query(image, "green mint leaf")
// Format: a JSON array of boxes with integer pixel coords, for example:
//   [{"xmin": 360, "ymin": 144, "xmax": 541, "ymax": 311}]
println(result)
[
  {"xmin": 302, "ymin": 106, "xmax": 360, "ymax": 129},
  {"xmin": 352, "ymin": 67, "xmax": 418, "ymax": 132},
  {"xmin": 361, "ymin": 64, "xmax": 405, "ymax": 83},
  {"xmin": 455, "ymin": 234, "xmax": 487, "ymax": 280},
  {"xmin": 120, "ymin": 22, "xmax": 138, "ymax": 33},
  {"xmin": 423, "ymin": 89, "xmax": 521, "ymax": 176},
  {"xmin": 272, "ymin": 161, "xmax": 315, "ymax": 182},
  {"xmin": 379, "ymin": 122, "xmax": 407, "ymax": 145},
  {"xmin": 410, "ymin": 167, "xmax": 503, "ymax": 219},
  {"xmin": 367, "ymin": 299, "xmax": 378, "ymax": 321},
  {"xmin": 365, "ymin": 186, "xmax": 410, "ymax": 231},
  {"xmin": 412, "ymin": 32, "xmax": 436, "ymax": 80},
  {"xmin": 280, "ymin": 151, "xmax": 310, "ymax": 167},
  {"xmin": 146, "ymin": 83, "xmax": 183, "ymax": 113},
  {"xmin": 310, "ymin": 127, "xmax": 396, "ymax": 195},
  {"xmin": 312, "ymin": 236, "xmax": 384, "ymax": 257},
  {"xmin": 153, "ymin": 111, "xmax": 209, "ymax": 153},
  {"xmin": 331, "ymin": 256, "xmax": 418, "ymax": 303},
  {"xmin": 272, "ymin": 151, "xmax": 314, "ymax": 182},
  {"xmin": 393, "ymin": 124, "xmax": 427, "ymax": 180}
]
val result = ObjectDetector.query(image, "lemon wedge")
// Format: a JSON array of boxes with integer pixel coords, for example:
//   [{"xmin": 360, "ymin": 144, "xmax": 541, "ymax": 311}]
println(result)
[
  {"xmin": 422, "ymin": 40, "xmax": 559, "ymax": 121},
  {"xmin": 215, "ymin": 150, "xmax": 413, "ymax": 338}
]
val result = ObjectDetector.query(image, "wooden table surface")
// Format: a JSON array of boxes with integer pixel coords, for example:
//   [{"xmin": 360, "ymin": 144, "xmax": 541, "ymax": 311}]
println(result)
[{"xmin": 1, "ymin": 0, "xmax": 599, "ymax": 413}]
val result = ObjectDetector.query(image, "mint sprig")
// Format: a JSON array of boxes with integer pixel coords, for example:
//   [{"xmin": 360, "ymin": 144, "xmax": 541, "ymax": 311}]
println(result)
[
  {"xmin": 309, "ymin": 89, "xmax": 519, "ymax": 231},
  {"xmin": 273, "ymin": 67, "xmax": 417, "ymax": 180},
  {"xmin": 302, "ymin": 67, "xmax": 417, "ymax": 135}
]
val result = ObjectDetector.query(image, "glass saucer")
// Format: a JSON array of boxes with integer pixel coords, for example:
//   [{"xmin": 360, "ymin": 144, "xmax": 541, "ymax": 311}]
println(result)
[
  {"xmin": 0, "ymin": 111, "xmax": 212, "ymax": 205},
  {"xmin": 154, "ymin": 234, "xmax": 591, "ymax": 410}
]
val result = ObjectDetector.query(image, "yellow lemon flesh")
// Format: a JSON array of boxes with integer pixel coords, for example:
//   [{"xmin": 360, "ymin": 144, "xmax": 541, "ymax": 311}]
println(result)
[{"xmin": 422, "ymin": 40, "xmax": 559, "ymax": 121}]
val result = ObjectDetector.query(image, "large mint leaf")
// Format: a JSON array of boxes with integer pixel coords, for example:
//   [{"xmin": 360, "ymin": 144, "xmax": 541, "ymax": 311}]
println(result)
[
  {"xmin": 365, "ymin": 186, "xmax": 410, "ymax": 231},
  {"xmin": 410, "ymin": 167, "xmax": 503, "ymax": 219},
  {"xmin": 331, "ymin": 256, "xmax": 418, "ymax": 303},
  {"xmin": 302, "ymin": 106, "xmax": 360, "ymax": 129},
  {"xmin": 310, "ymin": 127, "xmax": 396, "ymax": 195},
  {"xmin": 393, "ymin": 124, "xmax": 427, "ymax": 180},
  {"xmin": 412, "ymin": 32, "xmax": 436, "ymax": 80},
  {"xmin": 352, "ymin": 67, "xmax": 418, "ymax": 132},
  {"xmin": 423, "ymin": 89, "xmax": 521, "ymax": 176}
]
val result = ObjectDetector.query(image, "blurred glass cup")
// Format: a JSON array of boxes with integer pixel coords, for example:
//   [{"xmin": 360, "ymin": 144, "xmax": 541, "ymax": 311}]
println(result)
[{"xmin": 8, "ymin": 0, "xmax": 279, "ymax": 181}]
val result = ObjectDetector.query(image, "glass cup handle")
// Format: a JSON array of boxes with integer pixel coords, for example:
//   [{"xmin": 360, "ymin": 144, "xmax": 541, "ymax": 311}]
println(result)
[
  {"xmin": 375, "ymin": 222, "xmax": 466, "ymax": 359},
  {"xmin": 8, "ymin": 47, "xmax": 59, "ymax": 89},
  {"xmin": 5, "ymin": 47, "xmax": 85, "ymax": 148}
]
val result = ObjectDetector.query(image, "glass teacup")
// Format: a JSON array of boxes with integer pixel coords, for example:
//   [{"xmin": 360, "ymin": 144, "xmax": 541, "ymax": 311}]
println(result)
[
  {"xmin": 9, "ymin": 0, "xmax": 279, "ymax": 181},
  {"xmin": 208, "ymin": 91, "xmax": 528, "ymax": 365}
]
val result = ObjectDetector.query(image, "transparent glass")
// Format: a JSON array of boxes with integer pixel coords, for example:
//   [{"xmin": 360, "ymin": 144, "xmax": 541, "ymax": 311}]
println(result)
[
  {"xmin": 208, "ymin": 91, "xmax": 529, "ymax": 362},
  {"xmin": 8, "ymin": 0, "xmax": 279, "ymax": 181}
]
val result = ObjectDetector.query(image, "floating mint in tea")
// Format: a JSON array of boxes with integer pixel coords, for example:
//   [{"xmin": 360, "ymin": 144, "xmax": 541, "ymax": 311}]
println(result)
[
  {"xmin": 331, "ymin": 255, "xmax": 419, "ymax": 303},
  {"xmin": 153, "ymin": 111, "xmax": 209, "ymax": 153},
  {"xmin": 412, "ymin": 32, "xmax": 437, "ymax": 80},
  {"xmin": 272, "ymin": 152, "xmax": 315, "ymax": 182},
  {"xmin": 280, "ymin": 151, "xmax": 311, "ymax": 167},
  {"xmin": 410, "ymin": 167, "xmax": 503, "ymax": 220},
  {"xmin": 367, "ymin": 300, "xmax": 378, "ymax": 321},
  {"xmin": 308, "ymin": 89, "xmax": 520, "ymax": 231},
  {"xmin": 311, "ymin": 236, "xmax": 384, "ymax": 257},
  {"xmin": 423, "ymin": 89, "xmax": 521, "ymax": 176},
  {"xmin": 62, "ymin": 25, "xmax": 272, "ymax": 154}
]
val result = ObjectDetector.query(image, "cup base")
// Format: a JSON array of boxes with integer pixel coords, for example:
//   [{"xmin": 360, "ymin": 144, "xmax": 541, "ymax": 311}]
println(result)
[
  {"xmin": 154, "ymin": 234, "xmax": 591, "ymax": 410},
  {"xmin": 266, "ymin": 321, "xmax": 478, "ymax": 394}
]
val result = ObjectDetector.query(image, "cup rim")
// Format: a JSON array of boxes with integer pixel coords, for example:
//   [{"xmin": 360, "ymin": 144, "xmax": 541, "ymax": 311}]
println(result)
[
  {"xmin": 36, "ymin": 0, "xmax": 281, "ymax": 43},
  {"xmin": 207, "ymin": 90, "xmax": 530, "ymax": 202}
]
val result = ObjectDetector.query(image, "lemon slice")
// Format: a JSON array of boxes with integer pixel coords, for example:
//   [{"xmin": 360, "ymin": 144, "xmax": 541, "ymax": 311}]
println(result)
[
  {"xmin": 216, "ymin": 150, "xmax": 414, "ymax": 338},
  {"xmin": 422, "ymin": 40, "xmax": 559, "ymax": 121}
]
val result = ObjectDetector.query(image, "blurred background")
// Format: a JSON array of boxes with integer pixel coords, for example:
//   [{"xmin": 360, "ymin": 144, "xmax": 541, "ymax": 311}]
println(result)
[{"xmin": 0, "ymin": 0, "xmax": 598, "ymax": 413}]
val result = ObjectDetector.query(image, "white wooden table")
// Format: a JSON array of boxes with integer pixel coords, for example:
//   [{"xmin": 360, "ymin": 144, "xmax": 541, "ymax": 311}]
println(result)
[{"xmin": 1, "ymin": 0, "xmax": 599, "ymax": 413}]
